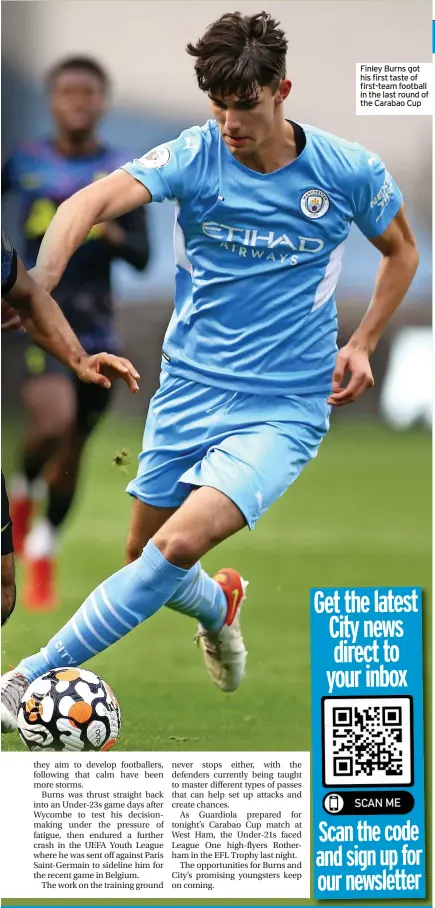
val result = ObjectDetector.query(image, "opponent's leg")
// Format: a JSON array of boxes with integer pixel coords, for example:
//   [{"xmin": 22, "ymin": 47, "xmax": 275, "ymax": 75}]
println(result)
[
  {"xmin": 25, "ymin": 375, "xmax": 113, "ymax": 609},
  {"xmin": 11, "ymin": 364, "xmax": 76, "ymax": 551},
  {"xmin": 24, "ymin": 426, "xmax": 86, "ymax": 610},
  {"xmin": 16, "ymin": 373, "xmax": 76, "ymax": 608},
  {"xmin": 46, "ymin": 375, "xmax": 114, "ymax": 530},
  {"xmin": 44, "ymin": 430, "xmax": 84, "ymax": 527}
]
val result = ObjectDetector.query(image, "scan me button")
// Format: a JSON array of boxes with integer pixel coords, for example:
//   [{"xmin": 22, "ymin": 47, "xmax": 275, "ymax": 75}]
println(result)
[{"xmin": 323, "ymin": 790, "xmax": 414, "ymax": 815}]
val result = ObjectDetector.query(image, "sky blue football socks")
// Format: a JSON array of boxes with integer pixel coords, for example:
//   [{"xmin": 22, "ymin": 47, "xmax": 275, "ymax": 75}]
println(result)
[
  {"xmin": 16, "ymin": 540, "xmax": 227, "ymax": 682},
  {"xmin": 166, "ymin": 560, "xmax": 226, "ymax": 631}
]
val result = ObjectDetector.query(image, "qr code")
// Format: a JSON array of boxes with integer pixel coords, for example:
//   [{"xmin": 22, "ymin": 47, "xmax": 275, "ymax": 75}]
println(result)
[{"xmin": 322, "ymin": 696, "xmax": 413, "ymax": 786}]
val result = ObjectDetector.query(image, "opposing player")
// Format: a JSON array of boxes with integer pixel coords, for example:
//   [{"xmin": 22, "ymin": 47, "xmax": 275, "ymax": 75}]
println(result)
[
  {"xmin": 2, "ymin": 56, "xmax": 149, "ymax": 609},
  {"xmin": 1, "ymin": 11, "xmax": 419, "ymax": 731},
  {"xmin": 1, "ymin": 228, "xmax": 140, "ymax": 628}
]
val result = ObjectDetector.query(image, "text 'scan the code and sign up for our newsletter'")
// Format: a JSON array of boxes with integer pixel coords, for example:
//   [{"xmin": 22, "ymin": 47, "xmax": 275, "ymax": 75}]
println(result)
[{"xmin": 310, "ymin": 587, "xmax": 425, "ymax": 901}]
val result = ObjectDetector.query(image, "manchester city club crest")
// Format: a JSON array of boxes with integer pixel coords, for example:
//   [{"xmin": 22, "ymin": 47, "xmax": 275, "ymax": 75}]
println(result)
[{"xmin": 300, "ymin": 188, "xmax": 330, "ymax": 219}]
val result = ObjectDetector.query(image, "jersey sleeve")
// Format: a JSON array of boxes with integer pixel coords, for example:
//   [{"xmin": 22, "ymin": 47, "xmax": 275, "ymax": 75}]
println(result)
[
  {"xmin": 121, "ymin": 125, "xmax": 208, "ymax": 203},
  {"xmin": 349, "ymin": 151, "xmax": 403, "ymax": 238},
  {"xmin": 1, "ymin": 229, "xmax": 18, "ymax": 294}
]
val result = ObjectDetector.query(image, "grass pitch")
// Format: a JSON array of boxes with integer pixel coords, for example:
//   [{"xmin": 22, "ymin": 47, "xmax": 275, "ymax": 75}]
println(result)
[{"xmin": 1, "ymin": 415, "xmax": 431, "ymax": 753}]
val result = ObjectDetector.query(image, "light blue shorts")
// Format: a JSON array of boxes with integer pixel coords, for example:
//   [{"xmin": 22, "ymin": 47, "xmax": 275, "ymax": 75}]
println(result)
[{"xmin": 126, "ymin": 371, "xmax": 331, "ymax": 530}]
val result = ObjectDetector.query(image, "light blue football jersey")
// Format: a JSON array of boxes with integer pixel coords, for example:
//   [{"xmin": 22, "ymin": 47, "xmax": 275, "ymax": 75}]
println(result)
[{"xmin": 122, "ymin": 121, "xmax": 402, "ymax": 396}]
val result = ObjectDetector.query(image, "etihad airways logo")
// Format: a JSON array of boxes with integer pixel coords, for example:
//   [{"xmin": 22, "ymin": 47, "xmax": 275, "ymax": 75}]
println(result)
[{"xmin": 202, "ymin": 221, "xmax": 324, "ymax": 264}]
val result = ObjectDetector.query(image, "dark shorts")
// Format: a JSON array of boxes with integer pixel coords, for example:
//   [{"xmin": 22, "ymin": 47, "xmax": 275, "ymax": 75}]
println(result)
[
  {"xmin": 1, "ymin": 471, "xmax": 13, "ymax": 556},
  {"xmin": 22, "ymin": 341, "xmax": 114, "ymax": 436}
]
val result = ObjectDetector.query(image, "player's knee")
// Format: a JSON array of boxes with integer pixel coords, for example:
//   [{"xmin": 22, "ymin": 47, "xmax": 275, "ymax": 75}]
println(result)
[
  {"xmin": 153, "ymin": 532, "xmax": 198, "ymax": 569},
  {"xmin": 23, "ymin": 377, "xmax": 76, "ymax": 438},
  {"xmin": 1, "ymin": 582, "xmax": 16, "ymax": 626}
]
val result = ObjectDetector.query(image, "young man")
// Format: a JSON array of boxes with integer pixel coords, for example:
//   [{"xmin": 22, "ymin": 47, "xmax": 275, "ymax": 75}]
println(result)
[
  {"xmin": 2, "ymin": 56, "xmax": 149, "ymax": 609},
  {"xmin": 1, "ymin": 12, "xmax": 419, "ymax": 732},
  {"xmin": 1, "ymin": 228, "xmax": 140, "ymax": 628}
]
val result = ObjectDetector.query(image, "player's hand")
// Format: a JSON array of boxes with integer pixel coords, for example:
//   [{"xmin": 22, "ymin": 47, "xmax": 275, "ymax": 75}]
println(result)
[
  {"xmin": 1, "ymin": 299, "xmax": 23, "ymax": 332},
  {"xmin": 76, "ymin": 353, "xmax": 140, "ymax": 393},
  {"xmin": 328, "ymin": 343, "xmax": 374, "ymax": 407}
]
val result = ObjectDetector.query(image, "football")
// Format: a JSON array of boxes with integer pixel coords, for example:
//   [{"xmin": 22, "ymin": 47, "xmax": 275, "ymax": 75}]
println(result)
[{"xmin": 17, "ymin": 667, "xmax": 121, "ymax": 752}]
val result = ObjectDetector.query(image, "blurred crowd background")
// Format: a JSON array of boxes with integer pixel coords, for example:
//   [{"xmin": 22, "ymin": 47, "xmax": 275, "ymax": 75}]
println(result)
[{"xmin": 2, "ymin": 0, "xmax": 432, "ymax": 424}]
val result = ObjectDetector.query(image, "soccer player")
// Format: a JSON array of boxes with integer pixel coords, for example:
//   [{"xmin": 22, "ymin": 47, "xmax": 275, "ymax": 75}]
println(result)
[
  {"xmin": 1, "ymin": 11, "xmax": 419, "ymax": 731},
  {"xmin": 1, "ymin": 228, "xmax": 140, "ymax": 628},
  {"xmin": 2, "ymin": 56, "xmax": 149, "ymax": 609}
]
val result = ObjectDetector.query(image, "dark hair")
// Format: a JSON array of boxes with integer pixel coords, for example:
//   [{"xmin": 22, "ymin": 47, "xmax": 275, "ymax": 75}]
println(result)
[
  {"xmin": 186, "ymin": 11, "xmax": 287, "ymax": 100},
  {"xmin": 46, "ymin": 56, "xmax": 110, "ymax": 92}
]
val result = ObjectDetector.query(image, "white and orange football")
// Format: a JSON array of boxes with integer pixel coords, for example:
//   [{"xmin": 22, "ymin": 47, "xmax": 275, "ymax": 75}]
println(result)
[{"xmin": 17, "ymin": 667, "xmax": 121, "ymax": 751}]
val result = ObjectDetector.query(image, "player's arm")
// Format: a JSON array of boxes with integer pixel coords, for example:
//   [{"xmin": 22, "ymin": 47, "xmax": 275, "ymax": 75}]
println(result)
[
  {"xmin": 351, "ymin": 206, "xmax": 418, "ymax": 351},
  {"xmin": 329, "ymin": 206, "xmax": 418, "ymax": 406},
  {"xmin": 34, "ymin": 131, "xmax": 206, "ymax": 291},
  {"xmin": 33, "ymin": 169, "xmax": 151, "ymax": 292},
  {"xmin": 3, "ymin": 254, "xmax": 140, "ymax": 392}
]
